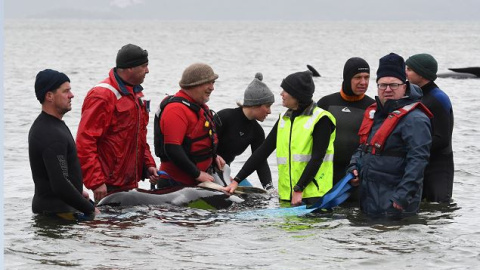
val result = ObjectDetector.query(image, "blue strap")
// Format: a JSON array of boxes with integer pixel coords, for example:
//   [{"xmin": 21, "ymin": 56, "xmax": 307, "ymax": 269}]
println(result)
[
  {"xmin": 309, "ymin": 173, "xmax": 354, "ymax": 210},
  {"xmin": 238, "ymin": 178, "xmax": 253, "ymax": 187},
  {"xmin": 158, "ymin": 170, "xmax": 170, "ymax": 177}
]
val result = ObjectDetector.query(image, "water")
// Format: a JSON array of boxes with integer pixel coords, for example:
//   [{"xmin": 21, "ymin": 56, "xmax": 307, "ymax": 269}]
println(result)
[{"xmin": 4, "ymin": 19, "xmax": 480, "ymax": 269}]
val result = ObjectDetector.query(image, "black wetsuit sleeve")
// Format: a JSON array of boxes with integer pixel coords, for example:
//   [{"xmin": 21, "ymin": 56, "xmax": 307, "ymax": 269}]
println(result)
[
  {"xmin": 250, "ymin": 126, "xmax": 273, "ymax": 188},
  {"xmin": 427, "ymin": 100, "xmax": 452, "ymax": 153},
  {"xmin": 235, "ymin": 121, "xmax": 278, "ymax": 181},
  {"xmin": 296, "ymin": 116, "xmax": 334, "ymax": 189},
  {"xmin": 164, "ymin": 143, "xmax": 201, "ymax": 178},
  {"xmin": 43, "ymin": 142, "xmax": 94, "ymax": 214},
  {"xmin": 316, "ymin": 96, "xmax": 329, "ymax": 110}
]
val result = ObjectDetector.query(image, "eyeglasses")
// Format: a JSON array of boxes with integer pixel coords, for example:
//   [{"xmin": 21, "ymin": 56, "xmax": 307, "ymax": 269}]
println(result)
[{"xmin": 377, "ymin": 83, "xmax": 404, "ymax": 90}]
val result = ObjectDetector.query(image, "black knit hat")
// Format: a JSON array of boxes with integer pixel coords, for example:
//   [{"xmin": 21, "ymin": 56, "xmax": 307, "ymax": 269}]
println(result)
[
  {"xmin": 281, "ymin": 70, "xmax": 315, "ymax": 104},
  {"xmin": 406, "ymin": 53, "xmax": 438, "ymax": 81},
  {"xmin": 116, "ymin": 44, "xmax": 148, "ymax": 68},
  {"xmin": 34, "ymin": 69, "xmax": 70, "ymax": 104},
  {"xmin": 376, "ymin": 53, "xmax": 406, "ymax": 83},
  {"xmin": 342, "ymin": 57, "xmax": 370, "ymax": 96}
]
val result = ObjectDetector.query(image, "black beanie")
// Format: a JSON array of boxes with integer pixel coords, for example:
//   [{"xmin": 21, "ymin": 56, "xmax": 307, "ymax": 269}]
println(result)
[
  {"xmin": 342, "ymin": 57, "xmax": 370, "ymax": 96},
  {"xmin": 116, "ymin": 44, "xmax": 149, "ymax": 68},
  {"xmin": 280, "ymin": 71, "xmax": 315, "ymax": 104},
  {"xmin": 376, "ymin": 53, "xmax": 406, "ymax": 83},
  {"xmin": 34, "ymin": 69, "xmax": 70, "ymax": 104}
]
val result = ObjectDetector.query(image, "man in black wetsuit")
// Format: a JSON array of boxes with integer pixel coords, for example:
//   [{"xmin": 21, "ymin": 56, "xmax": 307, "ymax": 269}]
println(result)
[
  {"xmin": 214, "ymin": 73, "xmax": 274, "ymax": 190},
  {"xmin": 29, "ymin": 69, "xmax": 99, "ymax": 220},
  {"xmin": 317, "ymin": 57, "xmax": 375, "ymax": 201},
  {"xmin": 406, "ymin": 53, "xmax": 454, "ymax": 203}
]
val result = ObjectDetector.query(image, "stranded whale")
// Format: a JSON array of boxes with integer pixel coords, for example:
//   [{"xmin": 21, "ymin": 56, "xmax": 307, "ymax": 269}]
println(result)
[{"xmin": 97, "ymin": 186, "xmax": 244, "ymax": 210}]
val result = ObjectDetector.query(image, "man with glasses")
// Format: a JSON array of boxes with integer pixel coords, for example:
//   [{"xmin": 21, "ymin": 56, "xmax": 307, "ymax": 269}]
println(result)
[
  {"xmin": 76, "ymin": 44, "xmax": 158, "ymax": 202},
  {"xmin": 348, "ymin": 53, "xmax": 432, "ymax": 219}
]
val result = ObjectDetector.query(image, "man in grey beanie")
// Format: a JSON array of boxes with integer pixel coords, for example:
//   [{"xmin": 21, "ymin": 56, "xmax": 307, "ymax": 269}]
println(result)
[
  {"xmin": 406, "ymin": 53, "xmax": 454, "ymax": 203},
  {"xmin": 214, "ymin": 72, "xmax": 275, "ymax": 190}
]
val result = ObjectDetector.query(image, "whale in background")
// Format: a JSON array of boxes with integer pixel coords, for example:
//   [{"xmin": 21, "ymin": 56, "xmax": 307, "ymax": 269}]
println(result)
[{"xmin": 437, "ymin": 67, "xmax": 480, "ymax": 79}]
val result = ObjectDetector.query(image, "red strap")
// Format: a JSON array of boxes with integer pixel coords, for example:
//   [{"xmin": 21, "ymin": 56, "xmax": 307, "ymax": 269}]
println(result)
[{"xmin": 359, "ymin": 102, "xmax": 432, "ymax": 154}]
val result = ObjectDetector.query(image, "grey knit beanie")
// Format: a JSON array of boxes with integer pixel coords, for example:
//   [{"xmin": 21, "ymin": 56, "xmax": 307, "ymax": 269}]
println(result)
[
  {"xmin": 179, "ymin": 63, "xmax": 219, "ymax": 88},
  {"xmin": 242, "ymin": 73, "xmax": 274, "ymax": 106}
]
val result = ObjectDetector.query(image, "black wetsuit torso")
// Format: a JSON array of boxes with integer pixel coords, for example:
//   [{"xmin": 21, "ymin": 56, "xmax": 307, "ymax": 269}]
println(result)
[
  {"xmin": 420, "ymin": 82, "xmax": 454, "ymax": 202},
  {"xmin": 317, "ymin": 92, "xmax": 375, "ymax": 186},
  {"xmin": 28, "ymin": 111, "xmax": 94, "ymax": 215},
  {"xmin": 215, "ymin": 107, "xmax": 272, "ymax": 188}
]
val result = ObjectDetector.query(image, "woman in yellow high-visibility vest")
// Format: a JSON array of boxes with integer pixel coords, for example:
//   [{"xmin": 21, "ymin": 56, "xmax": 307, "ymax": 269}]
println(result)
[{"xmin": 225, "ymin": 68, "xmax": 336, "ymax": 206}]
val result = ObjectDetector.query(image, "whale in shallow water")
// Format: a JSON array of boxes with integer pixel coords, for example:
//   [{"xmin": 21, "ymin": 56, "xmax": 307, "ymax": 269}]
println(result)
[
  {"xmin": 97, "ymin": 186, "xmax": 244, "ymax": 210},
  {"xmin": 437, "ymin": 67, "xmax": 480, "ymax": 79}
]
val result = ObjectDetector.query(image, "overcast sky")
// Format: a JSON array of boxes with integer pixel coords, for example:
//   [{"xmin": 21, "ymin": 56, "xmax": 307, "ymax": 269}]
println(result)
[{"xmin": 4, "ymin": 0, "xmax": 480, "ymax": 21}]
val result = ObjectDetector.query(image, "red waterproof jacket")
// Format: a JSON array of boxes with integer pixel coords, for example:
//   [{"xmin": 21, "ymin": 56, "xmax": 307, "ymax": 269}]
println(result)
[{"xmin": 76, "ymin": 68, "xmax": 156, "ymax": 191}]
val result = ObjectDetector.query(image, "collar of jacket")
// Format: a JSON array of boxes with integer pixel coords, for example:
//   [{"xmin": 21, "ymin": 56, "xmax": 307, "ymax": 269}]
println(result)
[
  {"xmin": 340, "ymin": 88, "xmax": 365, "ymax": 102},
  {"xmin": 113, "ymin": 68, "xmax": 144, "ymax": 95},
  {"xmin": 420, "ymin": 80, "xmax": 438, "ymax": 94},
  {"xmin": 284, "ymin": 101, "xmax": 317, "ymax": 118}
]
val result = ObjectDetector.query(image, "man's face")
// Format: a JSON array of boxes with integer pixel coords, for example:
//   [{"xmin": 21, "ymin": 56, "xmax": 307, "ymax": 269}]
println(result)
[
  {"xmin": 129, "ymin": 62, "xmax": 149, "ymax": 85},
  {"xmin": 377, "ymin": 77, "xmax": 407, "ymax": 105},
  {"xmin": 351, "ymin": 72, "xmax": 370, "ymax": 95},
  {"xmin": 190, "ymin": 81, "xmax": 215, "ymax": 104},
  {"xmin": 51, "ymin": 81, "xmax": 74, "ymax": 115},
  {"xmin": 405, "ymin": 66, "xmax": 423, "ymax": 85}
]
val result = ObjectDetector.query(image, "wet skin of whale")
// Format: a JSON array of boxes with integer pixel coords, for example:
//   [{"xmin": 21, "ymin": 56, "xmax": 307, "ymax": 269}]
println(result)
[{"xmin": 97, "ymin": 186, "xmax": 244, "ymax": 209}]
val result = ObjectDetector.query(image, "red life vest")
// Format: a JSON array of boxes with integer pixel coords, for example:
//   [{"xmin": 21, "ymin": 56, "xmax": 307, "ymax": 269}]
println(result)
[
  {"xmin": 358, "ymin": 102, "xmax": 433, "ymax": 155},
  {"xmin": 154, "ymin": 95, "xmax": 218, "ymax": 164}
]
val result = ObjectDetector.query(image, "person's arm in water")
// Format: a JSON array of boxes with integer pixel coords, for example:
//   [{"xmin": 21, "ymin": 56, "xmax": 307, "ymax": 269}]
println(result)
[
  {"xmin": 250, "ymin": 123, "xmax": 273, "ymax": 189},
  {"xmin": 43, "ymin": 142, "xmax": 97, "ymax": 215},
  {"xmin": 225, "ymin": 120, "xmax": 278, "ymax": 193}
]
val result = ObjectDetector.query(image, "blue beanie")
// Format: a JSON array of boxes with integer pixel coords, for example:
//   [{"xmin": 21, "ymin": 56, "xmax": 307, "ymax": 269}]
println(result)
[
  {"xmin": 34, "ymin": 69, "xmax": 70, "ymax": 103},
  {"xmin": 376, "ymin": 53, "xmax": 406, "ymax": 83}
]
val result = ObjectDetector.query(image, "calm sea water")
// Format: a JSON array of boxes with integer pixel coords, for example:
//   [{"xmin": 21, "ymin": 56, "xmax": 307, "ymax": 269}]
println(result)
[{"xmin": 4, "ymin": 19, "xmax": 480, "ymax": 269}]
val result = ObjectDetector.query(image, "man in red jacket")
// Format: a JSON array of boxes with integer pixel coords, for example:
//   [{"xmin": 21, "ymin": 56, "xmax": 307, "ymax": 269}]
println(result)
[{"xmin": 77, "ymin": 44, "xmax": 158, "ymax": 201}]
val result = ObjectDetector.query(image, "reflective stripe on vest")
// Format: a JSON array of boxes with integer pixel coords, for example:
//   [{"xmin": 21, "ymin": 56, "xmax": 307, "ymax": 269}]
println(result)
[
  {"xmin": 359, "ymin": 102, "xmax": 433, "ymax": 155},
  {"xmin": 276, "ymin": 107, "xmax": 336, "ymax": 200},
  {"xmin": 95, "ymin": 83, "xmax": 122, "ymax": 100}
]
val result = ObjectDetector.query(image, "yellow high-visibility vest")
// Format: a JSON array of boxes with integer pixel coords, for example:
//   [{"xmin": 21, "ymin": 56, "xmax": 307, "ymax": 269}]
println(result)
[{"xmin": 276, "ymin": 106, "xmax": 336, "ymax": 200}]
